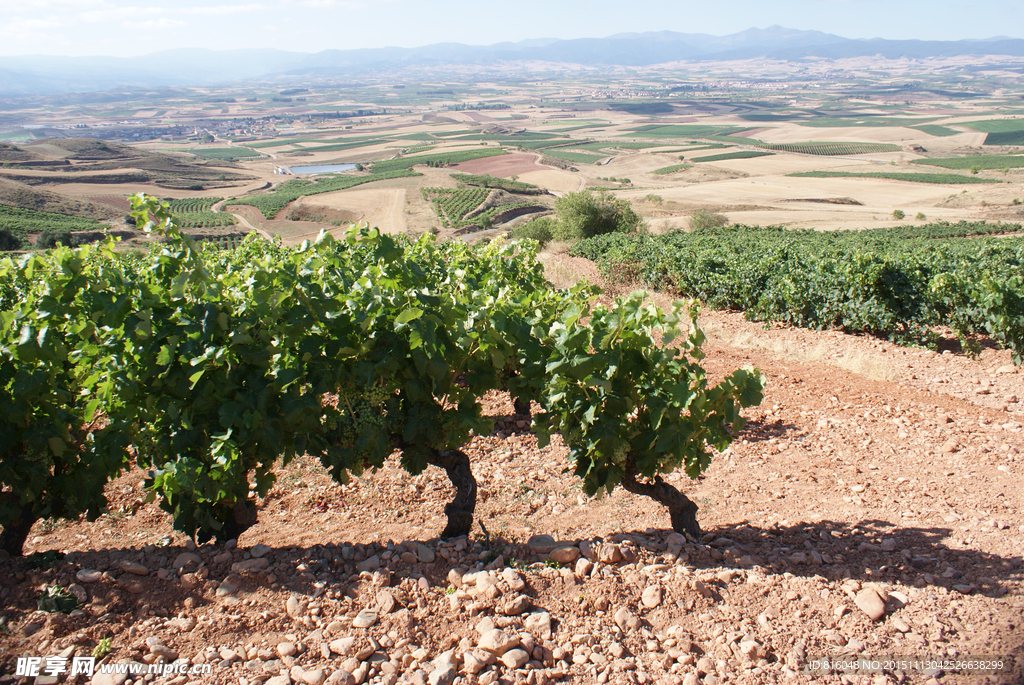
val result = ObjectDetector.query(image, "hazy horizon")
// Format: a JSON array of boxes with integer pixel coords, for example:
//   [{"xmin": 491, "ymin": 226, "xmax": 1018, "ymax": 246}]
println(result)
[{"xmin": 1, "ymin": 0, "xmax": 1022, "ymax": 58}]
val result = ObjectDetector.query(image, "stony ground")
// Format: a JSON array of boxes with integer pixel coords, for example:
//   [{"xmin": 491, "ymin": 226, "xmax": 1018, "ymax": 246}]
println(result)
[{"xmin": 1, "ymin": 256, "xmax": 1022, "ymax": 685}]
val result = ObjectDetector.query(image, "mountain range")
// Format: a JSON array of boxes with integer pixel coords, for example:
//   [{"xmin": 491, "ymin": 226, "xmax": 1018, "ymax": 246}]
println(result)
[{"xmin": 2, "ymin": 26, "xmax": 1023, "ymax": 96}]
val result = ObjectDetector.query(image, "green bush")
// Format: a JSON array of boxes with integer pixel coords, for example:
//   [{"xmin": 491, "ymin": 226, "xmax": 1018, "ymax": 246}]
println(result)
[
  {"xmin": 36, "ymin": 229, "xmax": 76, "ymax": 249},
  {"xmin": 552, "ymin": 190, "xmax": 644, "ymax": 241},
  {"xmin": 893, "ymin": 210, "xmax": 906, "ymax": 220},
  {"xmin": 689, "ymin": 209, "xmax": 729, "ymax": 231},
  {"xmin": 511, "ymin": 217, "xmax": 556, "ymax": 246},
  {"xmin": 916, "ymin": 212, "xmax": 926, "ymax": 220},
  {"xmin": 0, "ymin": 227, "xmax": 21, "ymax": 251}
]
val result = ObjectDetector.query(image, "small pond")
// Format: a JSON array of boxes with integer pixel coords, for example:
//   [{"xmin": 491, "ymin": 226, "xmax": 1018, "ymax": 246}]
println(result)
[{"xmin": 289, "ymin": 163, "xmax": 357, "ymax": 175}]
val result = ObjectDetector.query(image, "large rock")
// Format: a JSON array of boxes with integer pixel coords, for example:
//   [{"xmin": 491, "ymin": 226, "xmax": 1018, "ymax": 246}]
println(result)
[{"xmin": 427, "ymin": 666, "xmax": 455, "ymax": 685}]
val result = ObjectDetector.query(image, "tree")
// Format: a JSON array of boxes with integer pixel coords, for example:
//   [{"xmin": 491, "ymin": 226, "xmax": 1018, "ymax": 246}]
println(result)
[
  {"xmin": 36, "ymin": 229, "xmax": 75, "ymax": 249},
  {"xmin": 552, "ymin": 190, "xmax": 644, "ymax": 241}
]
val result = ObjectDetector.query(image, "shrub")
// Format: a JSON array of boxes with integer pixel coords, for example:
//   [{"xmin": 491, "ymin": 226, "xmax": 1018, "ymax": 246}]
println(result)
[
  {"xmin": 893, "ymin": 210, "xmax": 906, "ymax": 220},
  {"xmin": 511, "ymin": 217, "xmax": 556, "ymax": 246},
  {"xmin": 916, "ymin": 212, "xmax": 926, "ymax": 220},
  {"xmin": 36, "ymin": 229, "xmax": 76, "ymax": 249},
  {"xmin": 552, "ymin": 190, "xmax": 644, "ymax": 242},
  {"xmin": 0, "ymin": 227, "xmax": 21, "ymax": 251},
  {"xmin": 689, "ymin": 209, "xmax": 729, "ymax": 231},
  {"xmin": 970, "ymin": 165, "xmax": 981, "ymax": 174}
]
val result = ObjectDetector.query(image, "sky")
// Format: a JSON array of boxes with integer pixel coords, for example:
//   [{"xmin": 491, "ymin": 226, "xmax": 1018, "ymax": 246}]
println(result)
[{"xmin": 1, "ymin": 0, "xmax": 1022, "ymax": 57}]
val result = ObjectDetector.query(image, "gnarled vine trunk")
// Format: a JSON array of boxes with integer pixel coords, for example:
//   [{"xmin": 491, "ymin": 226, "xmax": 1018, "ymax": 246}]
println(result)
[
  {"xmin": 620, "ymin": 465, "xmax": 701, "ymax": 541},
  {"xmin": 512, "ymin": 398, "xmax": 532, "ymax": 417},
  {"xmin": 222, "ymin": 499, "xmax": 258, "ymax": 542},
  {"xmin": 426, "ymin": 448, "xmax": 477, "ymax": 539},
  {"xmin": 0, "ymin": 502, "xmax": 38, "ymax": 558}
]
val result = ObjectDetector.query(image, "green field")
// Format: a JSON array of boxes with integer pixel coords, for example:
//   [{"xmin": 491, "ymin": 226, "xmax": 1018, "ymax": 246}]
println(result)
[
  {"xmin": 795, "ymin": 116, "xmax": 941, "ymax": 128},
  {"xmin": 788, "ymin": 171, "xmax": 1002, "ymax": 184},
  {"xmin": 421, "ymin": 187, "xmax": 490, "ymax": 228},
  {"xmin": 370, "ymin": 148, "xmax": 507, "ymax": 173},
  {"xmin": 295, "ymin": 138, "xmax": 392, "ymax": 153},
  {"xmin": 0, "ymin": 204, "xmax": 105, "ymax": 241},
  {"xmin": 651, "ymin": 164, "xmax": 691, "ymax": 175},
  {"xmin": 963, "ymin": 119, "xmax": 1024, "ymax": 133},
  {"xmin": 543, "ymin": 149, "xmax": 607, "ymax": 165},
  {"xmin": 691, "ymin": 150, "xmax": 774, "ymax": 163},
  {"xmin": 167, "ymin": 197, "xmax": 238, "ymax": 228},
  {"xmin": 984, "ymin": 131, "xmax": 1024, "ymax": 146},
  {"xmin": 227, "ymin": 169, "xmax": 421, "ymax": 218},
  {"xmin": 450, "ymin": 173, "xmax": 545, "ymax": 194},
  {"xmin": 625, "ymin": 125, "xmax": 748, "ymax": 138},
  {"xmin": 912, "ymin": 125, "xmax": 961, "ymax": 137},
  {"xmin": 756, "ymin": 141, "xmax": 902, "ymax": 156},
  {"xmin": 912, "ymin": 155, "xmax": 1024, "ymax": 170},
  {"xmin": 186, "ymin": 147, "xmax": 265, "ymax": 161}
]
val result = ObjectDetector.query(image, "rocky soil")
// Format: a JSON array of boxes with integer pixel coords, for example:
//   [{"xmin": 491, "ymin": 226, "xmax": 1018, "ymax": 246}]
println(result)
[{"xmin": 1, "ymin": 256, "xmax": 1022, "ymax": 685}]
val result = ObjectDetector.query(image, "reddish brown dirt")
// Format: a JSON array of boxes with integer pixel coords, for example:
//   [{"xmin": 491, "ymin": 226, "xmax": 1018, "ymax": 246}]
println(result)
[
  {"xmin": 453, "ymin": 154, "xmax": 552, "ymax": 178},
  {"xmin": 1, "ymin": 256, "xmax": 1022, "ymax": 685}
]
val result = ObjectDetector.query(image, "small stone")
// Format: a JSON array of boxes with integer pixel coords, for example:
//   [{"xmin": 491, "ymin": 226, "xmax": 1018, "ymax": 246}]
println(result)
[
  {"xmin": 353, "ymin": 610, "xmax": 378, "ymax": 628},
  {"xmin": 739, "ymin": 640, "xmax": 762, "ymax": 659},
  {"xmin": 501, "ymin": 595, "xmax": 532, "ymax": 616},
  {"xmin": 613, "ymin": 607, "xmax": 641, "ymax": 631},
  {"xmin": 641, "ymin": 586, "xmax": 663, "ymax": 608},
  {"xmin": 854, "ymin": 588, "xmax": 886, "ymax": 621},
  {"xmin": 327, "ymin": 671, "xmax": 354, "ymax": 685},
  {"xmin": 232, "ymin": 557, "xmax": 270, "ymax": 573},
  {"xmin": 277, "ymin": 642, "xmax": 297, "ymax": 658},
  {"xmin": 891, "ymin": 617, "xmax": 911, "ymax": 633},
  {"xmin": 356, "ymin": 556, "xmax": 380, "ymax": 574},
  {"xmin": 412, "ymin": 543, "xmax": 435, "ymax": 563},
  {"xmin": 285, "ymin": 596, "xmax": 305, "ymax": 619},
  {"xmin": 216, "ymin": 573, "xmax": 242, "ymax": 597},
  {"xmin": 575, "ymin": 558, "xmax": 594, "ymax": 578},
  {"xmin": 212, "ymin": 552, "xmax": 233, "ymax": 564},
  {"xmin": 76, "ymin": 569, "xmax": 102, "ymax": 583},
  {"xmin": 251, "ymin": 544, "xmax": 272, "ymax": 558},
  {"xmin": 599, "ymin": 543, "xmax": 623, "ymax": 564},
  {"xmin": 462, "ymin": 652, "xmax": 488, "ymax": 675},
  {"xmin": 266, "ymin": 676, "xmax": 291, "ymax": 685},
  {"xmin": 527, "ymin": 535, "xmax": 557, "ymax": 555},
  {"xmin": 295, "ymin": 667, "xmax": 327, "ymax": 685},
  {"xmin": 500, "ymin": 649, "xmax": 530, "ymax": 669},
  {"xmin": 173, "ymin": 552, "xmax": 202, "ymax": 569},
  {"xmin": 997, "ymin": 365, "xmax": 1016, "ymax": 374},
  {"xmin": 427, "ymin": 666, "xmax": 455, "ymax": 685},
  {"xmin": 953, "ymin": 584, "xmax": 975, "ymax": 594},
  {"xmin": 665, "ymin": 533, "xmax": 686, "ymax": 558},
  {"xmin": 120, "ymin": 561, "xmax": 149, "ymax": 575},
  {"xmin": 524, "ymin": 611, "xmax": 552, "ymax": 639},
  {"xmin": 549, "ymin": 545, "xmax": 580, "ymax": 564},
  {"xmin": 478, "ymin": 629, "xmax": 518, "ymax": 656},
  {"xmin": 941, "ymin": 440, "xmax": 959, "ymax": 454},
  {"xmin": 377, "ymin": 590, "xmax": 397, "ymax": 614},
  {"xmin": 330, "ymin": 637, "xmax": 356, "ymax": 656}
]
